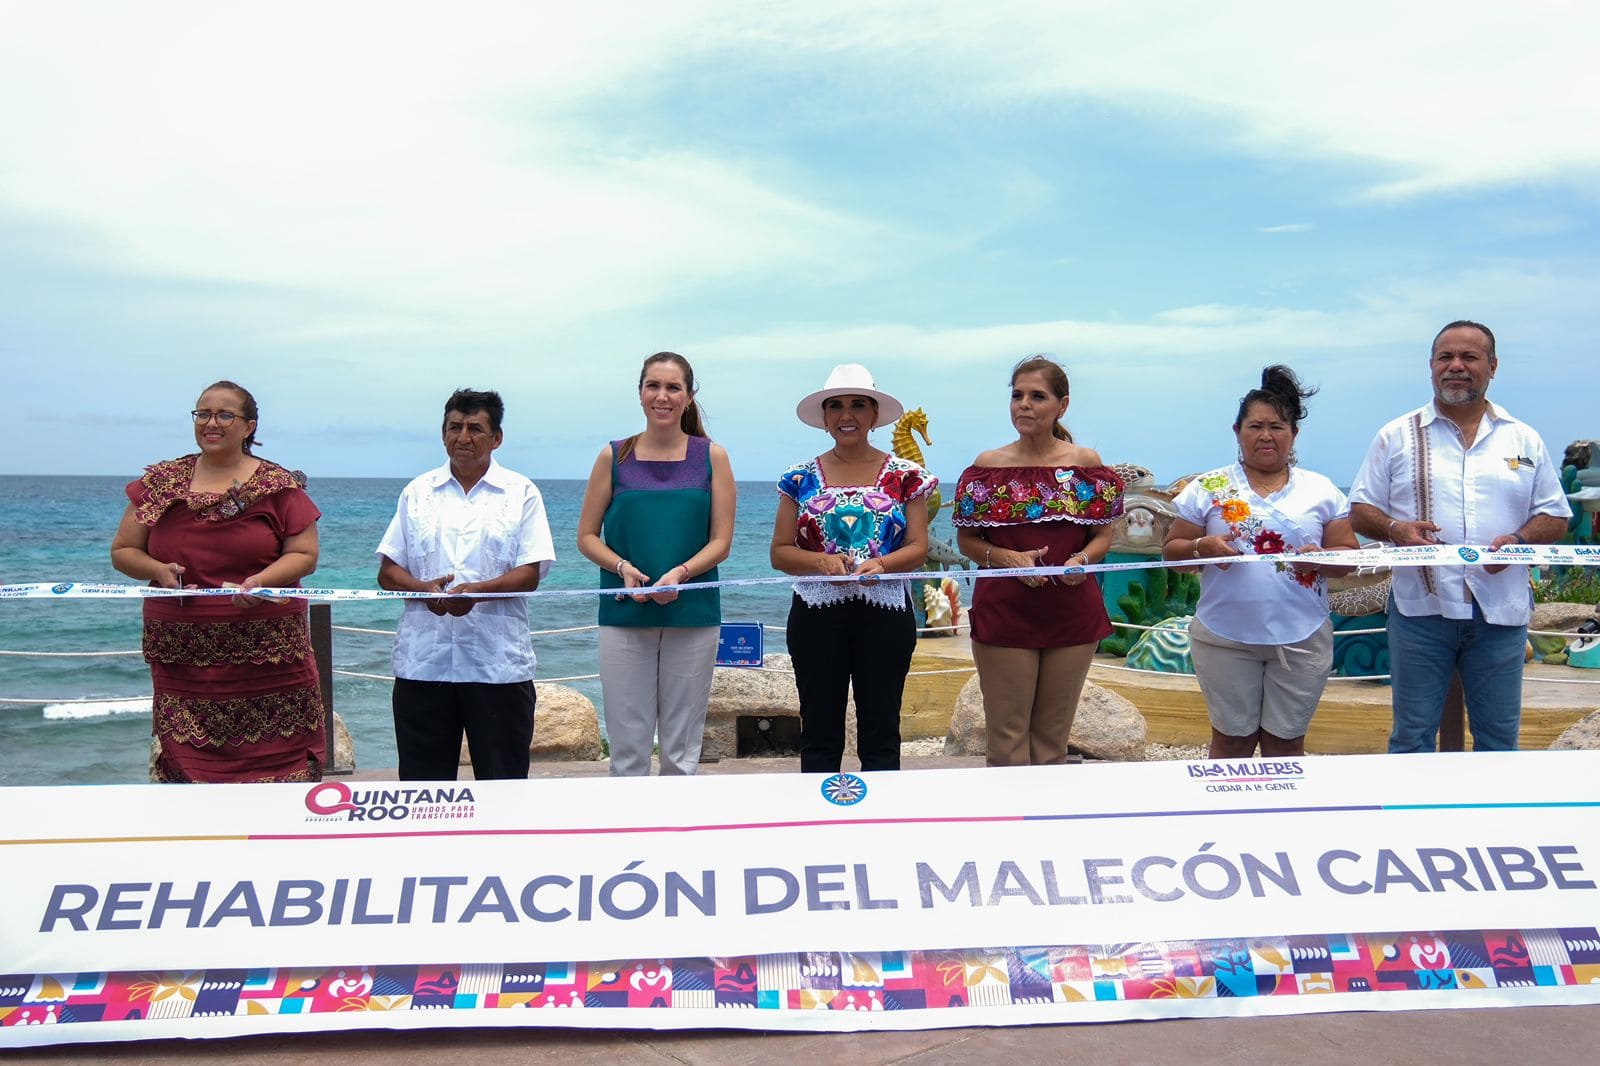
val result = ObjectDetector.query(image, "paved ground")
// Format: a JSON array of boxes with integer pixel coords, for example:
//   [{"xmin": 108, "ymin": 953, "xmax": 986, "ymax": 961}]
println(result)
[{"xmin": 11, "ymin": 1005, "xmax": 1600, "ymax": 1064}]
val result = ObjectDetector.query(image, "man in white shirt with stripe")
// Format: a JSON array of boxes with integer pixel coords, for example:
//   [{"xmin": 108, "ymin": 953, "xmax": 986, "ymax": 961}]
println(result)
[
  {"xmin": 1349, "ymin": 322, "xmax": 1570, "ymax": 753},
  {"xmin": 377, "ymin": 389, "xmax": 555, "ymax": 780}
]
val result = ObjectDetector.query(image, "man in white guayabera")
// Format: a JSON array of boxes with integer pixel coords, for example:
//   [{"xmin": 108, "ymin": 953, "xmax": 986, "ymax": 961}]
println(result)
[
  {"xmin": 1349, "ymin": 321, "xmax": 1570, "ymax": 753},
  {"xmin": 376, "ymin": 389, "xmax": 556, "ymax": 781}
]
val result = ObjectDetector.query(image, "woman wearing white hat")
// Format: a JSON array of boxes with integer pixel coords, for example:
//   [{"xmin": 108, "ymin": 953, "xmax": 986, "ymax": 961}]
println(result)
[{"xmin": 770, "ymin": 364, "xmax": 936, "ymax": 773}]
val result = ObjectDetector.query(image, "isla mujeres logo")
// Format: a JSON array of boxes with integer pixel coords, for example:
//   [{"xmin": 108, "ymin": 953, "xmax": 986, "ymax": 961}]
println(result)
[
  {"xmin": 51, "ymin": 583, "xmax": 73, "ymax": 595},
  {"xmin": 1186, "ymin": 760, "xmax": 1305, "ymax": 794},
  {"xmin": 1457, "ymin": 547, "xmax": 1480, "ymax": 562},
  {"xmin": 304, "ymin": 781, "xmax": 477, "ymax": 822},
  {"xmin": 821, "ymin": 772, "xmax": 868, "ymax": 806}
]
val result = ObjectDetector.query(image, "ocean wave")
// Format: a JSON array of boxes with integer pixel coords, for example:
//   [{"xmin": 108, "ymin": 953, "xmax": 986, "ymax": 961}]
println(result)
[{"xmin": 42, "ymin": 699, "xmax": 151, "ymax": 721}]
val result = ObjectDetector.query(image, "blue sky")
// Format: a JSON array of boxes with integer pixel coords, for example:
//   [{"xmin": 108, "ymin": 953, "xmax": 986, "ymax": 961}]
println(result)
[{"xmin": 2, "ymin": 1, "xmax": 1595, "ymax": 485}]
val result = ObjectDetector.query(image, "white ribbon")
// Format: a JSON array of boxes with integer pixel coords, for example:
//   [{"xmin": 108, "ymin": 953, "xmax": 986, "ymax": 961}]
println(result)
[{"xmin": 2, "ymin": 542, "xmax": 1594, "ymax": 601}]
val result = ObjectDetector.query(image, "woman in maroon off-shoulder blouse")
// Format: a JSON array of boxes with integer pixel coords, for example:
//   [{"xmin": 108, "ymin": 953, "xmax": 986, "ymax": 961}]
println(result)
[
  {"xmin": 111, "ymin": 380, "xmax": 325, "ymax": 783},
  {"xmin": 951, "ymin": 356, "xmax": 1124, "ymax": 767}
]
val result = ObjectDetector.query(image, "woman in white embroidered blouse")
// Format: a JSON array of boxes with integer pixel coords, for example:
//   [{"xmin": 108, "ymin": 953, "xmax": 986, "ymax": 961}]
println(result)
[
  {"xmin": 1162, "ymin": 366, "xmax": 1357, "ymax": 760},
  {"xmin": 770, "ymin": 364, "xmax": 935, "ymax": 774}
]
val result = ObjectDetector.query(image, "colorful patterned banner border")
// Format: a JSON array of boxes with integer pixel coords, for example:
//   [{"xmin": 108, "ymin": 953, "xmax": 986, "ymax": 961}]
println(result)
[{"xmin": 6, "ymin": 925, "xmax": 1600, "ymax": 1042}]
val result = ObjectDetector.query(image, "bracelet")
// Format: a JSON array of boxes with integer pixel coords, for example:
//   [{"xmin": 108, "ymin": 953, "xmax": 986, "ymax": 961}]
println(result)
[
  {"xmin": 985, "ymin": 546, "xmax": 993, "ymax": 568},
  {"xmin": 615, "ymin": 559, "xmax": 628, "ymax": 577},
  {"xmin": 1192, "ymin": 540, "xmax": 1202, "ymax": 559},
  {"xmin": 1509, "ymin": 532, "xmax": 1525, "ymax": 545},
  {"xmin": 1387, "ymin": 519, "xmax": 1398, "ymax": 539}
]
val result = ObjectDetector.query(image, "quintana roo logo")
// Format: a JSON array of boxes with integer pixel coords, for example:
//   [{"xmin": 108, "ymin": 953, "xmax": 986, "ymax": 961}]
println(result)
[
  {"xmin": 821, "ymin": 773, "xmax": 868, "ymax": 806},
  {"xmin": 1457, "ymin": 547, "xmax": 1480, "ymax": 562}
]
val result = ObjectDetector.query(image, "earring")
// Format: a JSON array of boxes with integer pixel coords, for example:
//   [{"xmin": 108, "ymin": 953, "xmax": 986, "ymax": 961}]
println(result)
[
  {"xmin": 1237, "ymin": 447, "xmax": 1245, "ymax": 465},
  {"xmin": 1288, "ymin": 448, "xmax": 1299, "ymax": 467}
]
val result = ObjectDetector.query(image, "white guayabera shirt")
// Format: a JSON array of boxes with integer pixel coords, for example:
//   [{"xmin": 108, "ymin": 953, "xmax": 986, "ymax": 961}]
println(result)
[
  {"xmin": 376, "ymin": 459, "xmax": 556, "ymax": 683},
  {"xmin": 1349, "ymin": 401, "xmax": 1570, "ymax": 627}
]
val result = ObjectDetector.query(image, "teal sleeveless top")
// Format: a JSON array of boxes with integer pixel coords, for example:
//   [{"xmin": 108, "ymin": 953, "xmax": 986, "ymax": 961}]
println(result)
[{"xmin": 597, "ymin": 435, "xmax": 721, "ymax": 628}]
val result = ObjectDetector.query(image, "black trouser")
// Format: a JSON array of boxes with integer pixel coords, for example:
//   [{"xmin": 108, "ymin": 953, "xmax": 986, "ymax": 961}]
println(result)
[
  {"xmin": 392, "ymin": 679, "xmax": 536, "ymax": 781},
  {"xmin": 785, "ymin": 593, "xmax": 917, "ymax": 773}
]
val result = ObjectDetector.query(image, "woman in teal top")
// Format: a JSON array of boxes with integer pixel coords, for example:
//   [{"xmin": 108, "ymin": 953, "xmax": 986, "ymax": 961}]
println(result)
[{"xmin": 577, "ymin": 352, "xmax": 737, "ymax": 776}]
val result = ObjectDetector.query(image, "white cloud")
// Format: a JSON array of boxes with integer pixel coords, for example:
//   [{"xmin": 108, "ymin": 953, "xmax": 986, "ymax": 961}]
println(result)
[
  {"xmin": 710, "ymin": 1, "xmax": 1600, "ymax": 198},
  {"xmin": 1257, "ymin": 223, "xmax": 1314, "ymax": 234},
  {"xmin": 687, "ymin": 260, "xmax": 1595, "ymax": 483},
  {"xmin": 0, "ymin": 0, "xmax": 1594, "ymax": 352},
  {"xmin": 0, "ymin": 2, "xmax": 932, "ymax": 336}
]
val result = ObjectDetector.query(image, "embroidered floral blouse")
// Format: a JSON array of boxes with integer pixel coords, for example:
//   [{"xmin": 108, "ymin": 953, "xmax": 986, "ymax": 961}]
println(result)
[
  {"xmin": 951, "ymin": 465, "xmax": 1125, "ymax": 528},
  {"xmin": 1172, "ymin": 464, "xmax": 1349, "ymax": 644},
  {"xmin": 776, "ymin": 454, "xmax": 936, "ymax": 609},
  {"xmin": 952, "ymin": 465, "xmax": 1124, "ymax": 648}
]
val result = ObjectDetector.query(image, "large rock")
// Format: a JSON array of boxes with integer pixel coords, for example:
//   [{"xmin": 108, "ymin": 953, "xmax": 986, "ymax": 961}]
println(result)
[
  {"xmin": 944, "ymin": 675, "xmax": 1147, "ymax": 761},
  {"xmin": 704, "ymin": 653, "xmax": 802, "ymax": 760},
  {"xmin": 535, "ymin": 683, "xmax": 603, "ymax": 762},
  {"xmin": 330, "ymin": 711, "xmax": 356, "ymax": 772},
  {"xmin": 148, "ymin": 710, "xmax": 356, "ymax": 780},
  {"xmin": 701, "ymin": 654, "xmax": 889, "ymax": 758},
  {"xmin": 1532, "ymin": 602, "xmax": 1598, "ymax": 638},
  {"xmin": 1072, "ymin": 683, "xmax": 1148, "ymax": 761},
  {"xmin": 944, "ymin": 675, "xmax": 986, "ymax": 756},
  {"xmin": 1550, "ymin": 709, "xmax": 1600, "ymax": 751}
]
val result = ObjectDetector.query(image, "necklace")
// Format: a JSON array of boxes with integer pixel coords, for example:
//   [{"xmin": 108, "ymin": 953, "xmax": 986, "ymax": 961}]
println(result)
[
  {"xmin": 1245, "ymin": 469, "xmax": 1290, "ymax": 495},
  {"xmin": 830, "ymin": 447, "xmax": 873, "ymax": 464}
]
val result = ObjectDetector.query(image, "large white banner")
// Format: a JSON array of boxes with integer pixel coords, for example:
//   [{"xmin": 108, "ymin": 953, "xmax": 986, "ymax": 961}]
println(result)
[{"xmin": 5, "ymin": 753, "xmax": 1600, "ymax": 1044}]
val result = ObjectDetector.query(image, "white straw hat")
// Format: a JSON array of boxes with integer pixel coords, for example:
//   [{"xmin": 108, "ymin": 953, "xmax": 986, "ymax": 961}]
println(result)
[{"xmin": 795, "ymin": 364, "xmax": 905, "ymax": 429}]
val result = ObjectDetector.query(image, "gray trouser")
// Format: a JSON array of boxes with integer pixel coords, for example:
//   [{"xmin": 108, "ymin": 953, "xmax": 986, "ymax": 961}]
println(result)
[{"xmin": 598, "ymin": 625, "xmax": 720, "ymax": 776}]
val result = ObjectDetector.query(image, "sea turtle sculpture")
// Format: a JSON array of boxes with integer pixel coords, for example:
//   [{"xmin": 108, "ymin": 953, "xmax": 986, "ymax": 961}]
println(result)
[{"xmin": 1107, "ymin": 464, "xmax": 1181, "ymax": 554}]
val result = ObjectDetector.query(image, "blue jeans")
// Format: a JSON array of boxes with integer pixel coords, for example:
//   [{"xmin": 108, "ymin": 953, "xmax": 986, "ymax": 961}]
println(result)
[{"xmin": 1386, "ymin": 596, "xmax": 1526, "ymax": 753}]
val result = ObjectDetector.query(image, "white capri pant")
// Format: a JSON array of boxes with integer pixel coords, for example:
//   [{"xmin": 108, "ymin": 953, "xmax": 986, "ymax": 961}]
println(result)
[
  {"xmin": 598, "ymin": 625, "xmax": 720, "ymax": 776},
  {"xmin": 1189, "ymin": 617, "xmax": 1333, "ymax": 740}
]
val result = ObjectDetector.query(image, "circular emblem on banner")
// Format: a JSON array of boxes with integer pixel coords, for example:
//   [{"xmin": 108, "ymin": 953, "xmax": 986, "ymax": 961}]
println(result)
[
  {"xmin": 1457, "ymin": 547, "xmax": 1480, "ymax": 562},
  {"xmin": 50, "ymin": 583, "xmax": 73, "ymax": 594},
  {"xmin": 821, "ymin": 772, "xmax": 867, "ymax": 806}
]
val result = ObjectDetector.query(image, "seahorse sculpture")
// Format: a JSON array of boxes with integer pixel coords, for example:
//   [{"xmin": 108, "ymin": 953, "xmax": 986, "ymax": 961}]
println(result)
[{"xmin": 891, "ymin": 407, "xmax": 943, "ymax": 524}]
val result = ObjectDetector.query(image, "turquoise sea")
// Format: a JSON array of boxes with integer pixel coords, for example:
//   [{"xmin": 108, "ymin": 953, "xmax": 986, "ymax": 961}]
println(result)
[{"xmin": 1, "ymin": 474, "xmax": 911, "ymax": 787}]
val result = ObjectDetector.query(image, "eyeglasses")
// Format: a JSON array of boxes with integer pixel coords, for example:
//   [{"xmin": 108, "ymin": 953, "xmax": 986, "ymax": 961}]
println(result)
[{"xmin": 191, "ymin": 410, "xmax": 242, "ymax": 426}]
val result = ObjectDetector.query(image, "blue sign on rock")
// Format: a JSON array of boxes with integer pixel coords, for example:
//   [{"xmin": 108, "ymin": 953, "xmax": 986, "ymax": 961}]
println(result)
[{"xmin": 716, "ymin": 622, "xmax": 764, "ymax": 667}]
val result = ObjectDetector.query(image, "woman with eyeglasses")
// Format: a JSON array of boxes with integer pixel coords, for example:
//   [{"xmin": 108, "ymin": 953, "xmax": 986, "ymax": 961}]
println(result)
[
  {"xmin": 770, "ymin": 364, "xmax": 934, "ymax": 774},
  {"xmin": 111, "ymin": 380, "xmax": 326, "ymax": 782}
]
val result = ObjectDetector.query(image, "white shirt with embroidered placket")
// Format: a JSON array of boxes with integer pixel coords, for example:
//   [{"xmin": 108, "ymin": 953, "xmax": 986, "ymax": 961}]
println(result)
[
  {"xmin": 376, "ymin": 459, "xmax": 556, "ymax": 683},
  {"xmin": 1349, "ymin": 401, "xmax": 1570, "ymax": 626}
]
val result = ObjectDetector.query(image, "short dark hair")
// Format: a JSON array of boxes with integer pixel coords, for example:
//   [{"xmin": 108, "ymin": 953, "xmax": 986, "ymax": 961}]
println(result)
[
  {"xmin": 443, "ymin": 388, "xmax": 504, "ymax": 434},
  {"xmin": 202, "ymin": 380, "xmax": 261, "ymax": 455},
  {"xmin": 1432, "ymin": 320, "xmax": 1496, "ymax": 359}
]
